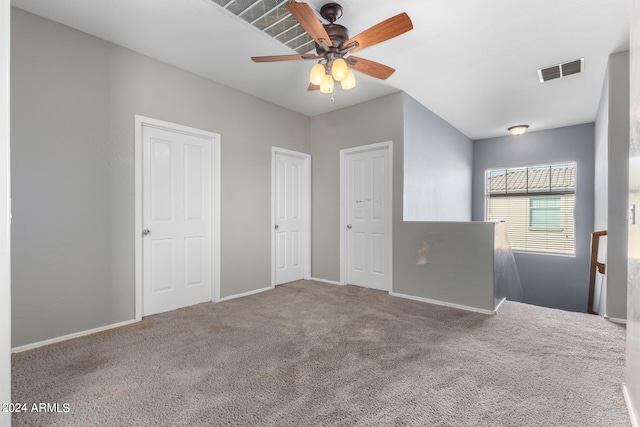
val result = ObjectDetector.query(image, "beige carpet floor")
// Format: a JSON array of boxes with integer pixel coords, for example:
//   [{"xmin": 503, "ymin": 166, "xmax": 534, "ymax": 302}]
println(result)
[{"xmin": 12, "ymin": 280, "xmax": 630, "ymax": 426}]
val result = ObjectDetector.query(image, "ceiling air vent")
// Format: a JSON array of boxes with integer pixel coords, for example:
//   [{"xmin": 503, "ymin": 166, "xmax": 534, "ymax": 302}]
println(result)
[
  {"xmin": 208, "ymin": 0, "xmax": 315, "ymax": 54},
  {"xmin": 537, "ymin": 58, "xmax": 584, "ymax": 83}
]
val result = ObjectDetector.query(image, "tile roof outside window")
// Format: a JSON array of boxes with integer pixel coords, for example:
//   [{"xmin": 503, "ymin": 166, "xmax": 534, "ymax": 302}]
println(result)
[{"xmin": 487, "ymin": 163, "xmax": 576, "ymax": 194}]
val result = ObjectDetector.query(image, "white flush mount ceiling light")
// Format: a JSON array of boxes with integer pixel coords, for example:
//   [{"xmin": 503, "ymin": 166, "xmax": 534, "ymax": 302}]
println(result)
[{"xmin": 508, "ymin": 125, "xmax": 529, "ymax": 136}]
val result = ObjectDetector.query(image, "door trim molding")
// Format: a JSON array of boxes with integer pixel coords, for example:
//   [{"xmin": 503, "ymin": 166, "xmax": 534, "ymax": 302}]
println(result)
[
  {"xmin": 271, "ymin": 147, "xmax": 311, "ymax": 287},
  {"xmin": 339, "ymin": 141, "xmax": 393, "ymax": 289},
  {"xmin": 0, "ymin": 1, "xmax": 10, "ymax": 416},
  {"xmin": 134, "ymin": 115, "xmax": 221, "ymax": 321}
]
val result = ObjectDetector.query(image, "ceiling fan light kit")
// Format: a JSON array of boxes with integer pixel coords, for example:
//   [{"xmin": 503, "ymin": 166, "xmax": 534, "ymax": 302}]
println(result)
[
  {"xmin": 313, "ymin": 56, "xmax": 354, "ymax": 94},
  {"xmin": 251, "ymin": 2, "xmax": 413, "ymax": 96},
  {"xmin": 341, "ymin": 69, "xmax": 356, "ymax": 90},
  {"xmin": 320, "ymin": 74, "xmax": 334, "ymax": 94},
  {"xmin": 310, "ymin": 63, "xmax": 325, "ymax": 85},
  {"xmin": 331, "ymin": 57, "xmax": 348, "ymax": 82}
]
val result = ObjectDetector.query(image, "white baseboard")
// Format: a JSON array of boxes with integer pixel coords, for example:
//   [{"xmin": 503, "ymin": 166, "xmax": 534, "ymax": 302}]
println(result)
[
  {"xmin": 14, "ymin": 285, "xmax": 275, "ymax": 352},
  {"xmin": 607, "ymin": 316, "xmax": 627, "ymax": 325},
  {"xmin": 389, "ymin": 292, "xmax": 497, "ymax": 315},
  {"xmin": 310, "ymin": 277, "xmax": 342, "ymax": 286},
  {"xmin": 494, "ymin": 297, "xmax": 507, "ymax": 312},
  {"xmin": 218, "ymin": 286, "xmax": 272, "ymax": 302},
  {"xmin": 11, "ymin": 319, "xmax": 138, "ymax": 353},
  {"xmin": 624, "ymin": 383, "xmax": 639, "ymax": 427}
]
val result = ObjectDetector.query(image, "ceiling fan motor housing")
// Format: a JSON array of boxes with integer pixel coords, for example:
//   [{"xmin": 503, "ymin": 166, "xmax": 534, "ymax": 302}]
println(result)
[
  {"xmin": 314, "ymin": 3, "xmax": 348, "ymax": 54},
  {"xmin": 316, "ymin": 23, "xmax": 349, "ymax": 54},
  {"xmin": 320, "ymin": 3, "xmax": 343, "ymax": 22}
]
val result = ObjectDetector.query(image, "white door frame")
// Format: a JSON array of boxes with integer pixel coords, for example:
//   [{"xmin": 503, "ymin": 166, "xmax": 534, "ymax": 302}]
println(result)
[
  {"xmin": 340, "ymin": 141, "xmax": 393, "ymax": 290},
  {"xmin": 134, "ymin": 115, "xmax": 221, "ymax": 321},
  {"xmin": 0, "ymin": 0, "xmax": 11, "ymax": 420},
  {"xmin": 271, "ymin": 147, "xmax": 311, "ymax": 287}
]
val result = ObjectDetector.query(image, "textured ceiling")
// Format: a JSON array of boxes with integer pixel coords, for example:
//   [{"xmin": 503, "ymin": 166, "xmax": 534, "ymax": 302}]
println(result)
[{"xmin": 11, "ymin": 0, "xmax": 631, "ymax": 139}]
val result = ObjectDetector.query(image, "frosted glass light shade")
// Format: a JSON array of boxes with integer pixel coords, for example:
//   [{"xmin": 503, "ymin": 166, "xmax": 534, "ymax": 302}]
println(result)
[
  {"xmin": 320, "ymin": 74, "xmax": 334, "ymax": 94},
  {"xmin": 340, "ymin": 69, "xmax": 356, "ymax": 90},
  {"xmin": 309, "ymin": 63, "xmax": 325, "ymax": 85},
  {"xmin": 508, "ymin": 125, "xmax": 529, "ymax": 136},
  {"xmin": 331, "ymin": 58, "xmax": 348, "ymax": 82}
]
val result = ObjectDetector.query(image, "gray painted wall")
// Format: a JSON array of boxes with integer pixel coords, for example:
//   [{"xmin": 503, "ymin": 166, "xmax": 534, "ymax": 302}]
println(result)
[
  {"xmin": 593, "ymin": 60, "xmax": 610, "ymax": 316},
  {"xmin": 595, "ymin": 66, "xmax": 609, "ymax": 232},
  {"xmin": 594, "ymin": 51, "xmax": 630, "ymax": 320},
  {"xmin": 310, "ymin": 92, "xmax": 404, "ymax": 282},
  {"xmin": 311, "ymin": 92, "xmax": 493, "ymax": 312},
  {"xmin": 626, "ymin": 0, "xmax": 640, "ymax": 418},
  {"xmin": 472, "ymin": 124, "xmax": 595, "ymax": 312},
  {"xmin": 310, "ymin": 91, "xmax": 475, "ymax": 293},
  {"xmin": 403, "ymin": 94, "xmax": 473, "ymax": 221},
  {"xmin": 11, "ymin": 9, "xmax": 310, "ymax": 347},
  {"xmin": 494, "ymin": 222, "xmax": 522, "ymax": 306},
  {"xmin": 392, "ymin": 221, "xmax": 522, "ymax": 313},
  {"xmin": 395, "ymin": 94, "xmax": 491, "ymax": 310},
  {"xmin": 606, "ymin": 51, "xmax": 630, "ymax": 320},
  {"xmin": 393, "ymin": 221, "xmax": 496, "ymax": 312}
]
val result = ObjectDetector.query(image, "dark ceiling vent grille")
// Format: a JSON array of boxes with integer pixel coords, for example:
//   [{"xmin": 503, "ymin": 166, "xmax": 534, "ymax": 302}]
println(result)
[
  {"xmin": 561, "ymin": 59, "xmax": 582, "ymax": 77},
  {"xmin": 537, "ymin": 58, "xmax": 584, "ymax": 82},
  {"xmin": 208, "ymin": 0, "xmax": 315, "ymax": 54},
  {"xmin": 540, "ymin": 65, "xmax": 561, "ymax": 82}
]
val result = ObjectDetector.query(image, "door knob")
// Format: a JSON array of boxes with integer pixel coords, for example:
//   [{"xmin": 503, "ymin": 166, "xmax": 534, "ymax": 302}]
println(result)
[
  {"xmin": 274, "ymin": 225, "xmax": 279, "ymax": 229},
  {"xmin": 142, "ymin": 229, "xmax": 152, "ymax": 236},
  {"xmin": 347, "ymin": 224, "xmax": 352, "ymax": 229}
]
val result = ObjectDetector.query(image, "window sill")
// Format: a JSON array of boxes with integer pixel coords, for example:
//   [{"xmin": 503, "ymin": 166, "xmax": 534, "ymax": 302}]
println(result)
[
  {"xmin": 512, "ymin": 250, "xmax": 576, "ymax": 258},
  {"xmin": 527, "ymin": 227, "xmax": 565, "ymax": 232}
]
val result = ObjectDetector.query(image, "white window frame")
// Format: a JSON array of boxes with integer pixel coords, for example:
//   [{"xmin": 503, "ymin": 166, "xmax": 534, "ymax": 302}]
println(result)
[{"xmin": 484, "ymin": 161, "xmax": 577, "ymax": 256}]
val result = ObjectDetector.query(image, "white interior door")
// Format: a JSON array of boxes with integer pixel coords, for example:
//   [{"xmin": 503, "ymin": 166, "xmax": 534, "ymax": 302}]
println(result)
[
  {"xmin": 343, "ymin": 143, "xmax": 392, "ymax": 291},
  {"xmin": 273, "ymin": 150, "xmax": 309, "ymax": 285},
  {"xmin": 142, "ymin": 124, "xmax": 212, "ymax": 315}
]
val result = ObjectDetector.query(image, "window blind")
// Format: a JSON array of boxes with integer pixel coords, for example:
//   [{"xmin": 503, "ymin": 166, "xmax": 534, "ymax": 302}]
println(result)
[{"xmin": 485, "ymin": 162, "xmax": 576, "ymax": 255}]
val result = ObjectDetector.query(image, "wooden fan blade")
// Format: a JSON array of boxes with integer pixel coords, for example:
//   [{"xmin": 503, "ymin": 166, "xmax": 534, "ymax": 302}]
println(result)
[
  {"xmin": 251, "ymin": 54, "xmax": 313, "ymax": 62},
  {"xmin": 343, "ymin": 13, "xmax": 413, "ymax": 53},
  {"xmin": 287, "ymin": 2, "xmax": 333, "ymax": 48},
  {"xmin": 348, "ymin": 56, "xmax": 395, "ymax": 80},
  {"xmin": 308, "ymin": 83, "xmax": 320, "ymax": 91}
]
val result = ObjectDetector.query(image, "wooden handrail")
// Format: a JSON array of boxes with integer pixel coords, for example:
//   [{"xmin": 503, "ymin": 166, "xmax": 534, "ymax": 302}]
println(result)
[{"xmin": 588, "ymin": 230, "xmax": 607, "ymax": 315}]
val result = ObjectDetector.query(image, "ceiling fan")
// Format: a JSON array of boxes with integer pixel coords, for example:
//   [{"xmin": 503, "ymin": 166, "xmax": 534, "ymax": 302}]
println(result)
[{"xmin": 251, "ymin": 2, "xmax": 413, "ymax": 94}]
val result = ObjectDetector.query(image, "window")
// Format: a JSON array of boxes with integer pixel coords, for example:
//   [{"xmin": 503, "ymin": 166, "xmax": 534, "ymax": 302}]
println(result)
[
  {"xmin": 485, "ymin": 162, "xmax": 576, "ymax": 255},
  {"xmin": 529, "ymin": 197, "xmax": 561, "ymax": 229}
]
